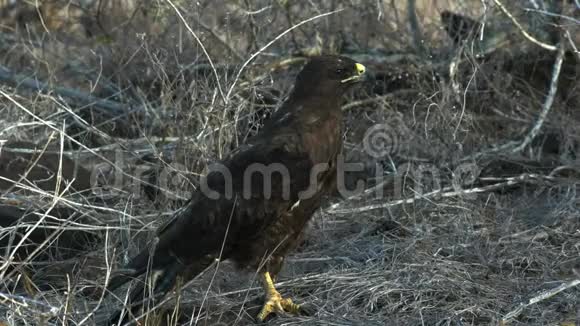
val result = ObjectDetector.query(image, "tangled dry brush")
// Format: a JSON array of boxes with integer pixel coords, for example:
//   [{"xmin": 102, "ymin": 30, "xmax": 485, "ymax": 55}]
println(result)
[{"xmin": 0, "ymin": 0, "xmax": 579, "ymax": 325}]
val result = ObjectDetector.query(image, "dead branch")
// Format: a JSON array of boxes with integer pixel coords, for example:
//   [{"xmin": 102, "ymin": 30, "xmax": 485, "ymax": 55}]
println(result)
[
  {"xmin": 565, "ymin": 30, "xmax": 580, "ymax": 61},
  {"xmin": 501, "ymin": 279, "xmax": 580, "ymax": 324},
  {"xmin": 492, "ymin": 0, "xmax": 557, "ymax": 51},
  {"xmin": 513, "ymin": 42, "xmax": 565, "ymax": 152},
  {"xmin": 329, "ymin": 173, "xmax": 556, "ymax": 215}
]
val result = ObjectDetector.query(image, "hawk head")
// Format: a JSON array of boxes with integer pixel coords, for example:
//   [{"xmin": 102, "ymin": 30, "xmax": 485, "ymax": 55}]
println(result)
[{"xmin": 293, "ymin": 55, "xmax": 366, "ymax": 97}]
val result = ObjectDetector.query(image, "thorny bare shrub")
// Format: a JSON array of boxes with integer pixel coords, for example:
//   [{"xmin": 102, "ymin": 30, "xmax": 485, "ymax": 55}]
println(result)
[{"xmin": 0, "ymin": 0, "xmax": 579, "ymax": 325}]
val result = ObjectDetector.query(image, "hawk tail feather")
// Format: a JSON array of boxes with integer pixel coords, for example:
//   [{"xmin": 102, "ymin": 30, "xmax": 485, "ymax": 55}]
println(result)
[{"xmin": 106, "ymin": 261, "xmax": 181, "ymax": 326}]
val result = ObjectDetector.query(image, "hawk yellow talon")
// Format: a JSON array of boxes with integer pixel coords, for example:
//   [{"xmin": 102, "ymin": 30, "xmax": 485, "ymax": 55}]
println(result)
[
  {"xmin": 257, "ymin": 292, "xmax": 301, "ymax": 320},
  {"xmin": 257, "ymin": 272, "xmax": 302, "ymax": 321}
]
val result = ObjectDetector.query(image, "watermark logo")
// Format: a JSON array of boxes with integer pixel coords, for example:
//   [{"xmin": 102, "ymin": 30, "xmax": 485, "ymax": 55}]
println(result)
[{"xmin": 363, "ymin": 123, "xmax": 402, "ymax": 158}]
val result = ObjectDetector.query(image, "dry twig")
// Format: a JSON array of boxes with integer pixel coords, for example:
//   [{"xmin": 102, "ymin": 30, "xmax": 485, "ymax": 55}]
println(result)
[
  {"xmin": 513, "ymin": 42, "xmax": 565, "ymax": 152},
  {"xmin": 501, "ymin": 279, "xmax": 580, "ymax": 324},
  {"xmin": 492, "ymin": 0, "xmax": 557, "ymax": 51},
  {"xmin": 329, "ymin": 173, "xmax": 556, "ymax": 215},
  {"xmin": 225, "ymin": 9, "xmax": 344, "ymax": 101}
]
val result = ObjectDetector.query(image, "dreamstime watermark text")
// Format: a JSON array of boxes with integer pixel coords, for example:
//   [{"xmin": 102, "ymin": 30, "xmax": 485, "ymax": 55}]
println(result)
[{"xmin": 88, "ymin": 123, "xmax": 481, "ymax": 203}]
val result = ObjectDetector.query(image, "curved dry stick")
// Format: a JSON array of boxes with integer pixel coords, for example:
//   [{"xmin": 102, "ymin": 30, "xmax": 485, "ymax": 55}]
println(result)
[
  {"xmin": 165, "ymin": 0, "xmax": 226, "ymax": 104},
  {"xmin": 225, "ymin": 8, "xmax": 344, "ymax": 102},
  {"xmin": 513, "ymin": 42, "xmax": 565, "ymax": 152},
  {"xmin": 493, "ymin": 0, "xmax": 557, "ymax": 51},
  {"xmin": 501, "ymin": 279, "xmax": 580, "ymax": 324}
]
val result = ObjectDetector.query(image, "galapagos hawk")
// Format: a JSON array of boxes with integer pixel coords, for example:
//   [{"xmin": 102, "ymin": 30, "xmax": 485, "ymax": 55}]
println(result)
[{"xmin": 106, "ymin": 55, "xmax": 366, "ymax": 324}]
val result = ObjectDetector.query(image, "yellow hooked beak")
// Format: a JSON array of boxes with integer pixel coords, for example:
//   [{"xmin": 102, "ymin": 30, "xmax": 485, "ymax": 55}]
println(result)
[{"xmin": 341, "ymin": 63, "xmax": 366, "ymax": 83}]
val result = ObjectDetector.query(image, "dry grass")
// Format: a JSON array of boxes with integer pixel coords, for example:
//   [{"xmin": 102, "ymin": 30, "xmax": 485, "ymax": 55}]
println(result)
[{"xmin": 0, "ymin": 0, "xmax": 579, "ymax": 325}]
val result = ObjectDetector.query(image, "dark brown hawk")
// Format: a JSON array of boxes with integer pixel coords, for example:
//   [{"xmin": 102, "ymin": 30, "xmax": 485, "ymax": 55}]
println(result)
[{"xmin": 106, "ymin": 55, "xmax": 366, "ymax": 324}]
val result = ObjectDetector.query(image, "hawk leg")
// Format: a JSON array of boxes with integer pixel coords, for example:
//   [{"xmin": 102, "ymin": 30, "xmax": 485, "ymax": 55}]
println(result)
[{"xmin": 257, "ymin": 272, "xmax": 301, "ymax": 321}]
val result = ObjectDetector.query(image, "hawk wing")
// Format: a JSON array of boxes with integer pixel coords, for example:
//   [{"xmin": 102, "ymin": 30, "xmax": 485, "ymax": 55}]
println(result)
[{"xmin": 121, "ymin": 129, "xmax": 317, "ymax": 275}]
